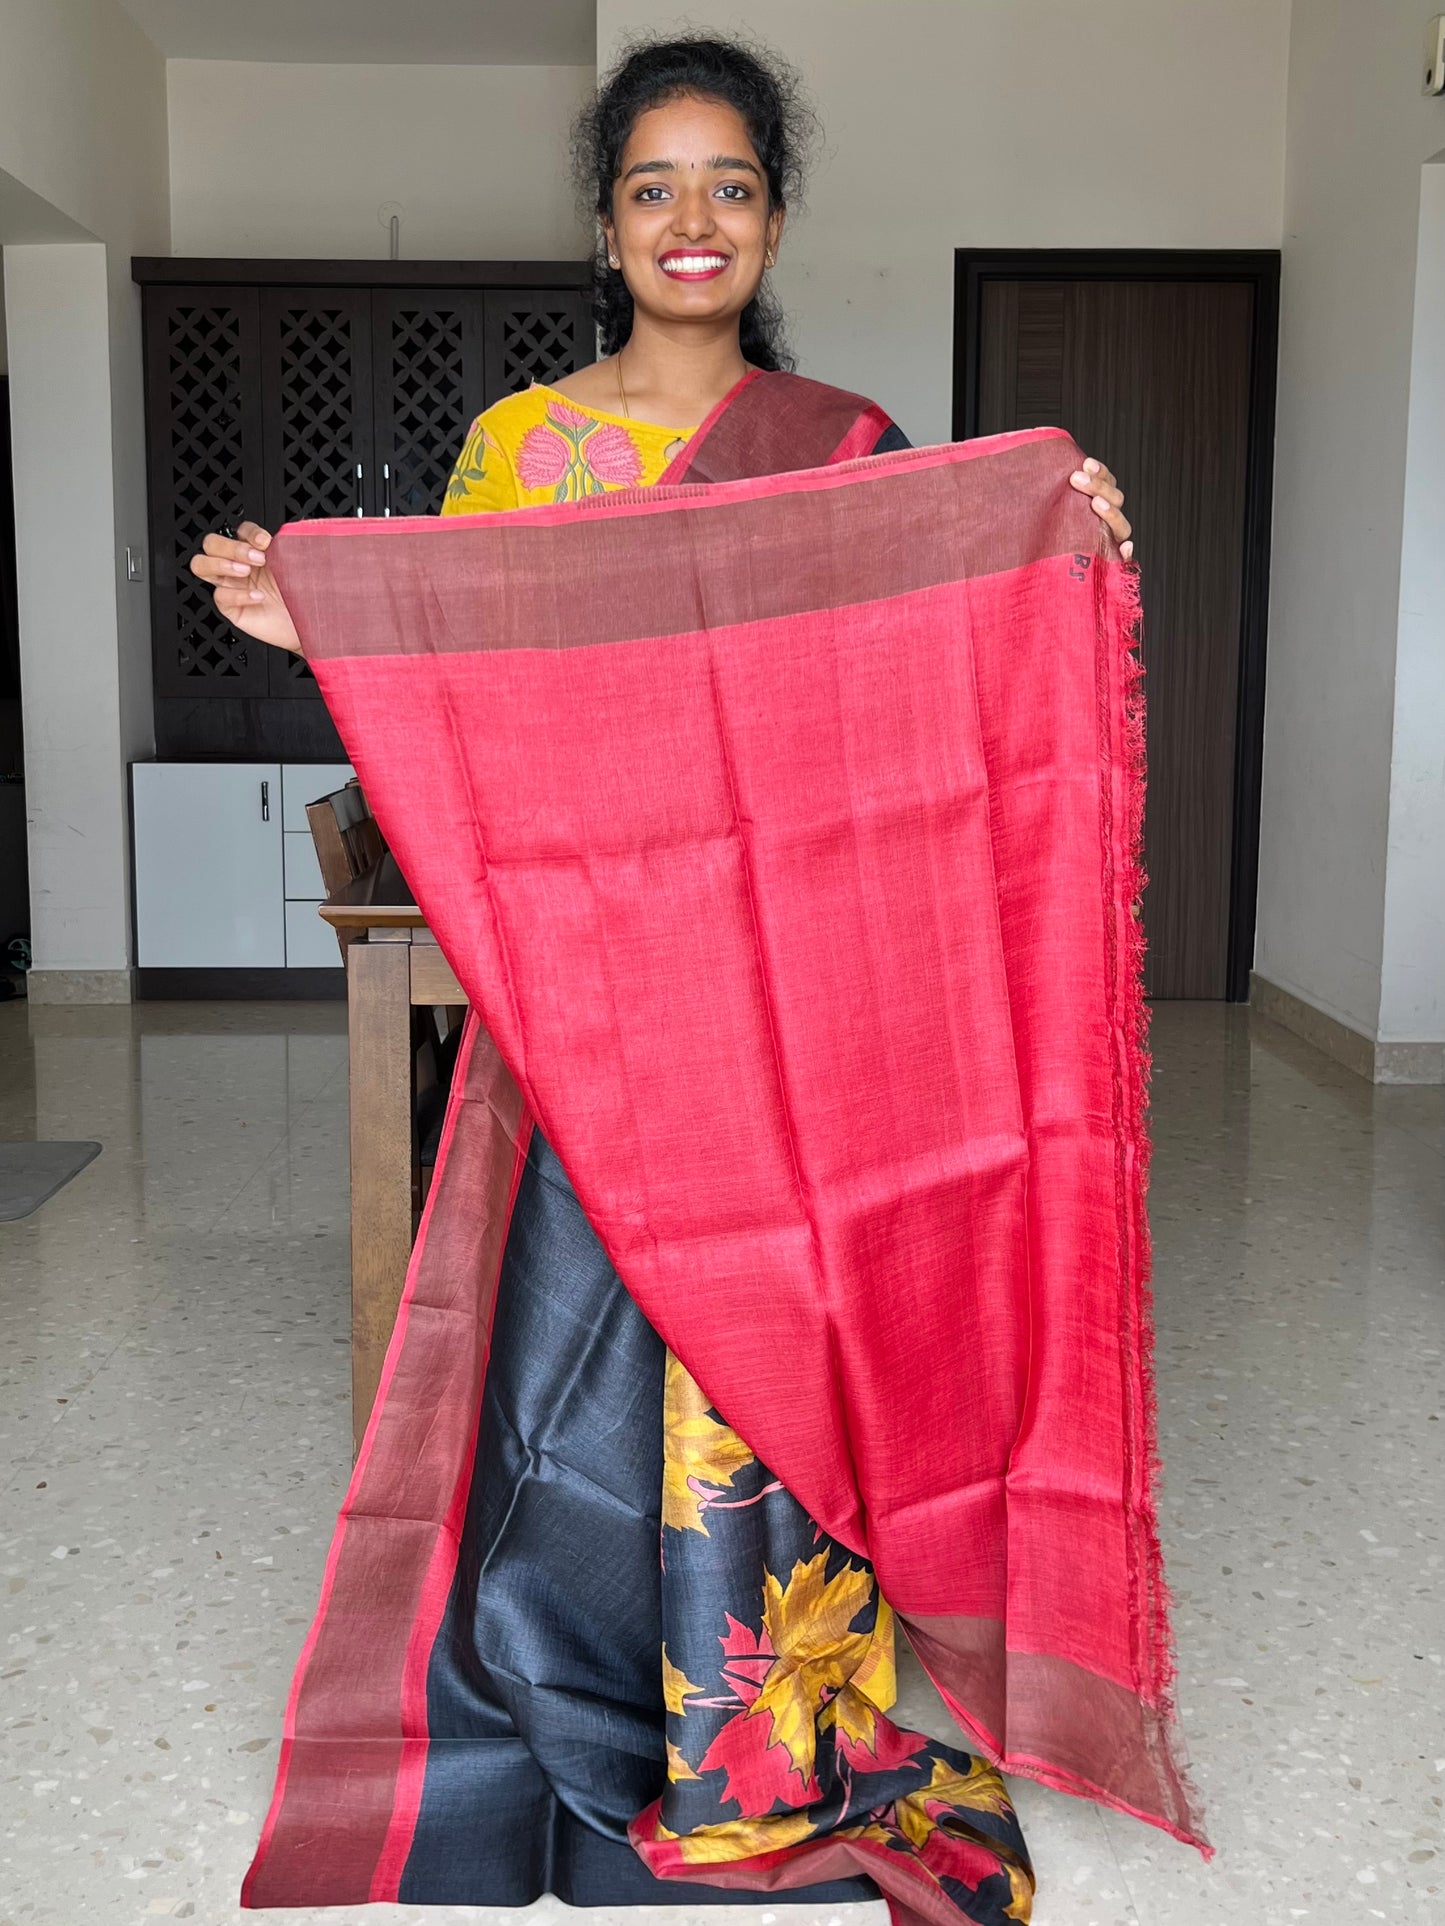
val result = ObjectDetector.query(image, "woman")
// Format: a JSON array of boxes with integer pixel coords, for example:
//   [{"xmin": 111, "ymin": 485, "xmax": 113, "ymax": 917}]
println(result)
[{"xmin": 196, "ymin": 35, "xmax": 1134, "ymax": 1926}]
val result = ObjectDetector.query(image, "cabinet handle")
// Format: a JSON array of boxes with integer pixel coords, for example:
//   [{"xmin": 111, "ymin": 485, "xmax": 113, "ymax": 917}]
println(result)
[
  {"xmin": 383, "ymin": 461, "xmax": 393, "ymax": 518},
  {"xmin": 261, "ymin": 779, "xmax": 270, "ymax": 822},
  {"xmin": 354, "ymin": 461, "xmax": 365, "ymax": 518}
]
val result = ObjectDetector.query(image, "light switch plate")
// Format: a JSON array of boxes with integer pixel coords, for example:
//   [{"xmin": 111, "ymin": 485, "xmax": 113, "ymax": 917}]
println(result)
[
  {"xmin": 1426, "ymin": 15, "xmax": 1445, "ymax": 95},
  {"xmin": 125, "ymin": 544, "xmax": 145, "ymax": 583}
]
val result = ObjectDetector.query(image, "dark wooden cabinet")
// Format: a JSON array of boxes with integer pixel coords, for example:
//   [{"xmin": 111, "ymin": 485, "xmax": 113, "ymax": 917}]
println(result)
[
  {"xmin": 371, "ymin": 289, "xmax": 485, "ymax": 521},
  {"xmin": 136, "ymin": 259, "xmax": 593, "ymax": 750},
  {"xmin": 260, "ymin": 288, "xmax": 375, "ymax": 700},
  {"xmin": 142, "ymin": 285, "xmax": 268, "ymax": 700}
]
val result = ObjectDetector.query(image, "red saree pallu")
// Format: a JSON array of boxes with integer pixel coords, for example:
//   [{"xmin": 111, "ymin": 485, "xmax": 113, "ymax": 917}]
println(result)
[{"xmin": 242, "ymin": 380, "xmax": 1212, "ymax": 1924}]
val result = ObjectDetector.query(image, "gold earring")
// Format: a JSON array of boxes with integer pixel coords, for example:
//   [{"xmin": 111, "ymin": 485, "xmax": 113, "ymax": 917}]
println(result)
[{"xmin": 765, "ymin": 251, "xmax": 775, "ymax": 267}]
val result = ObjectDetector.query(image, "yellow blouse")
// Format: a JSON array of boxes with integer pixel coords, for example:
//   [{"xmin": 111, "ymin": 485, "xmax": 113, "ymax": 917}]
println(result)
[{"xmin": 442, "ymin": 382, "xmax": 696, "ymax": 515}]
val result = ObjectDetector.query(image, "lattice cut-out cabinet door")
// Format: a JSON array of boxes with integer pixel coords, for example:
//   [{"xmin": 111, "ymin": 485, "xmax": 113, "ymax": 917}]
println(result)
[
  {"xmin": 143, "ymin": 287, "xmax": 268, "ymax": 698},
  {"xmin": 483, "ymin": 291, "xmax": 596, "ymax": 408},
  {"xmin": 372, "ymin": 291, "xmax": 486, "ymax": 520},
  {"xmin": 260, "ymin": 289, "xmax": 376, "ymax": 697}
]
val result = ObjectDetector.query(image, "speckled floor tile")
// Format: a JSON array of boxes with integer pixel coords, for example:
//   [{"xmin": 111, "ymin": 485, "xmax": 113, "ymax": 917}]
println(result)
[{"xmin": 1, "ymin": 998, "xmax": 1440, "ymax": 1925}]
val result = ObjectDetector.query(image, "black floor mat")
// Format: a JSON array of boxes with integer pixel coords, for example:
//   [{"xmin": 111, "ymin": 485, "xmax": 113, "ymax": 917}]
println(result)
[{"xmin": 0, "ymin": 1142, "xmax": 102, "ymax": 1221}]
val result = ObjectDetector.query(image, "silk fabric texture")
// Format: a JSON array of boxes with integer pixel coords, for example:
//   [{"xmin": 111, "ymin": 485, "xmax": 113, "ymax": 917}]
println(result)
[{"xmin": 241, "ymin": 372, "xmax": 1212, "ymax": 1926}]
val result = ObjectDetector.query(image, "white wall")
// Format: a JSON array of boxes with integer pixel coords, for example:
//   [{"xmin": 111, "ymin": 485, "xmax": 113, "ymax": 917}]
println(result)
[
  {"xmin": 168, "ymin": 62, "xmax": 595, "ymax": 259},
  {"xmin": 598, "ymin": 1, "xmax": 1290, "ymax": 442},
  {"xmin": 1255, "ymin": 0, "xmax": 1445, "ymax": 1049},
  {"xmin": 0, "ymin": 0, "xmax": 168, "ymax": 253},
  {"xmin": 0, "ymin": 0, "xmax": 169, "ymax": 992},
  {"xmin": 1378, "ymin": 156, "xmax": 1445, "ymax": 1047},
  {"xmin": 5, "ymin": 246, "xmax": 133, "ymax": 980}
]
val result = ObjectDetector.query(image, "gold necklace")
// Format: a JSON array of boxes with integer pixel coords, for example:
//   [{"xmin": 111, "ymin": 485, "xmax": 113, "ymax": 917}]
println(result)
[{"xmin": 615, "ymin": 349, "xmax": 631, "ymax": 420}]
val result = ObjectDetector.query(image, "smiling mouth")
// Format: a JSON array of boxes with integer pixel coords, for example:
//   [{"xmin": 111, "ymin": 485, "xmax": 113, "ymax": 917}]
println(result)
[{"xmin": 657, "ymin": 252, "xmax": 731, "ymax": 280}]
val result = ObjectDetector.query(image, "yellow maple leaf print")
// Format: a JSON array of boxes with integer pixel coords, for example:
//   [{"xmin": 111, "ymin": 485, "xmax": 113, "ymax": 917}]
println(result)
[
  {"xmin": 819, "ymin": 1593, "xmax": 899, "ymax": 1754},
  {"xmin": 893, "ymin": 1754, "xmax": 1017, "ymax": 1852},
  {"xmin": 842, "ymin": 1815, "xmax": 1032, "ymax": 1922},
  {"xmin": 848, "ymin": 1592, "xmax": 898, "ymax": 1711},
  {"xmin": 662, "ymin": 1643, "xmax": 705, "ymax": 1717},
  {"xmin": 1004, "ymin": 1861, "xmax": 1036, "ymax": 1921},
  {"xmin": 662, "ymin": 1351, "xmax": 756, "ymax": 1535},
  {"xmin": 671, "ymin": 1808, "xmax": 817, "ymax": 1864},
  {"xmin": 752, "ymin": 1554, "xmax": 876, "ymax": 1779}
]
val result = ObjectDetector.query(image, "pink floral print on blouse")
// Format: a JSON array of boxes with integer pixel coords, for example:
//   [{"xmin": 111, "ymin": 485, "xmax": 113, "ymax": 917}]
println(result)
[{"xmin": 516, "ymin": 400, "xmax": 646, "ymax": 500}]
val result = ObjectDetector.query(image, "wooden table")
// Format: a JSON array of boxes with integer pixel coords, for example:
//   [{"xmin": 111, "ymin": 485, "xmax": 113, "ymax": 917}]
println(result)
[{"xmin": 320, "ymin": 854, "xmax": 466, "ymax": 1453}]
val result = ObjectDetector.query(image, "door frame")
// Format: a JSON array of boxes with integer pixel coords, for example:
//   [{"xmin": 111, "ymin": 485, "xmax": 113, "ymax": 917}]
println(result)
[{"xmin": 953, "ymin": 248, "xmax": 1280, "ymax": 1002}]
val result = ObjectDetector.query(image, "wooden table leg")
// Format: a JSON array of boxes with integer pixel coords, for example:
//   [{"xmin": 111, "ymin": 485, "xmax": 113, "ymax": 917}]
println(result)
[{"xmin": 346, "ymin": 937, "xmax": 414, "ymax": 1456}]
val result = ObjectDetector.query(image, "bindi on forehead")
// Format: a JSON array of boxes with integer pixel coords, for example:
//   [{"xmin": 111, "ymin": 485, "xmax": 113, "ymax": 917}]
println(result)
[{"xmin": 620, "ymin": 152, "xmax": 762, "ymax": 182}]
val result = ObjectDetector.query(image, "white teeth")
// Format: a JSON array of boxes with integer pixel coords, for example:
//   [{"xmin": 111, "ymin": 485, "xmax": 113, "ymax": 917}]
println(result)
[{"xmin": 662, "ymin": 255, "xmax": 728, "ymax": 273}]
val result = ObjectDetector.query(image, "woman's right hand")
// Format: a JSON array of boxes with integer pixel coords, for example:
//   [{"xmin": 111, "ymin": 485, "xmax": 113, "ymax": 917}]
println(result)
[{"xmin": 189, "ymin": 521, "xmax": 302, "ymax": 654}]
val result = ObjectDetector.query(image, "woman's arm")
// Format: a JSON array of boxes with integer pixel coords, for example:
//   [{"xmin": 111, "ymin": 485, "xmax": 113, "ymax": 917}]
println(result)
[
  {"xmin": 189, "ymin": 406, "xmax": 520, "ymax": 648},
  {"xmin": 439, "ymin": 411, "xmax": 519, "ymax": 516}
]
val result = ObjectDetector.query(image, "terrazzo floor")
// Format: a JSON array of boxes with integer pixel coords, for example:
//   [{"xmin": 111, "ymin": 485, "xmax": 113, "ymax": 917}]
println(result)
[{"xmin": 0, "ymin": 997, "xmax": 1441, "ymax": 1926}]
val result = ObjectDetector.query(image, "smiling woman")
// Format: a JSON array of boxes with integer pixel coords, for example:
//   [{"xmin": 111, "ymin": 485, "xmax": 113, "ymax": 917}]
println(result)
[
  {"xmin": 570, "ymin": 35, "xmax": 804, "ymax": 396},
  {"xmin": 196, "ymin": 33, "xmax": 1150, "ymax": 1926}
]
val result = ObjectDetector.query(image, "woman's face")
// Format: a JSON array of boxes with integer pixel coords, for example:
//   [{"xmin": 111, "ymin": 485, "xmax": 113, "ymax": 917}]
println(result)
[{"xmin": 603, "ymin": 93, "xmax": 784, "ymax": 334}]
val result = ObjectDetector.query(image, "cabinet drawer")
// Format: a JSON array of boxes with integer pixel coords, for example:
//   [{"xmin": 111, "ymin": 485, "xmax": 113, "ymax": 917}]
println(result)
[
  {"xmin": 132, "ymin": 762, "xmax": 285, "ymax": 967},
  {"xmin": 285, "ymin": 900, "xmax": 342, "ymax": 969},
  {"xmin": 283, "ymin": 831, "xmax": 325, "ymax": 900},
  {"xmin": 281, "ymin": 762, "xmax": 354, "ymax": 833}
]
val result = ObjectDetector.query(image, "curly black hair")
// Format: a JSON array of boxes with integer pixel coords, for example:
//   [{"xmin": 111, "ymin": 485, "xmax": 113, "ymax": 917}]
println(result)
[{"xmin": 572, "ymin": 33, "xmax": 817, "ymax": 373}]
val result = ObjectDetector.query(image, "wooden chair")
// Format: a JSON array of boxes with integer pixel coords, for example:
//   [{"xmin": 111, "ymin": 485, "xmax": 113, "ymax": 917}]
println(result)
[
  {"xmin": 306, "ymin": 781, "xmax": 462, "ymax": 1200},
  {"xmin": 306, "ymin": 782, "xmax": 386, "ymax": 953}
]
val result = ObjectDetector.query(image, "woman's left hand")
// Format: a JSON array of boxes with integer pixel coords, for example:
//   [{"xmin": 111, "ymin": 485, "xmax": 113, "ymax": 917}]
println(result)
[{"xmin": 1070, "ymin": 458, "xmax": 1133, "ymax": 561}]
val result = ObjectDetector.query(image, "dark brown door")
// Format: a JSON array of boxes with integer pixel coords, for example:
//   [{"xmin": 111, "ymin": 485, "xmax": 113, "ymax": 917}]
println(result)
[
  {"xmin": 958, "ymin": 255, "xmax": 1277, "ymax": 999},
  {"xmin": 371, "ymin": 290, "xmax": 488, "ymax": 519},
  {"xmin": 259, "ymin": 287, "xmax": 376, "ymax": 524}
]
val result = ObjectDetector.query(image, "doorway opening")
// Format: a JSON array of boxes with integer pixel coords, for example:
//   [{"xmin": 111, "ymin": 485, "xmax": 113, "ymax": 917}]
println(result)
[{"xmin": 953, "ymin": 248, "xmax": 1280, "ymax": 1001}]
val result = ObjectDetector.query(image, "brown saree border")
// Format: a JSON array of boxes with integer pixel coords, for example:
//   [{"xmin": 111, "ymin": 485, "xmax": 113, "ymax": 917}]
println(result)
[
  {"xmin": 271, "ymin": 430, "xmax": 1085, "ymax": 662},
  {"xmin": 659, "ymin": 368, "xmax": 895, "ymax": 484},
  {"xmin": 901, "ymin": 1613, "xmax": 1204, "ymax": 1846},
  {"xmin": 242, "ymin": 1023, "xmax": 529, "ymax": 1908}
]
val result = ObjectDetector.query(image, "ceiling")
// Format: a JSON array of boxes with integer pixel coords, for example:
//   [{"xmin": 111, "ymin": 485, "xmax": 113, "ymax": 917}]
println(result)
[{"xmin": 116, "ymin": 0, "xmax": 596, "ymax": 66}]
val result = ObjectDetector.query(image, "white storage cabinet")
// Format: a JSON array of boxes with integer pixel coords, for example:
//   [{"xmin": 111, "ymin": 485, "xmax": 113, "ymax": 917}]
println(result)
[{"xmin": 132, "ymin": 762, "xmax": 353, "ymax": 969}]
